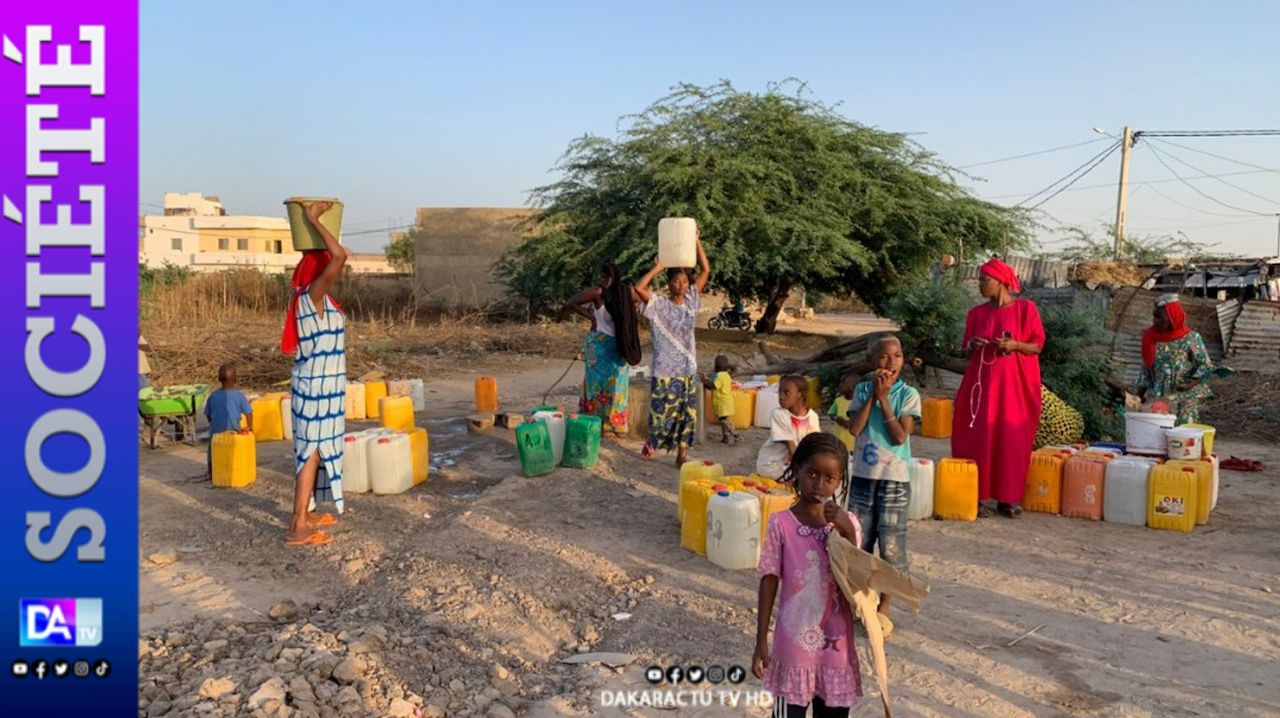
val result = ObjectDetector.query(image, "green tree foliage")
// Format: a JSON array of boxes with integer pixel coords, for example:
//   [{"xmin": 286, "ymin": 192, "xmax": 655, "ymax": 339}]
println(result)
[
  {"xmin": 882, "ymin": 273, "xmax": 970, "ymax": 362},
  {"xmin": 1037, "ymin": 304, "xmax": 1124, "ymax": 440},
  {"xmin": 138, "ymin": 261, "xmax": 192, "ymax": 292},
  {"xmin": 1047, "ymin": 223, "xmax": 1213, "ymax": 264},
  {"xmin": 498, "ymin": 80, "xmax": 1027, "ymax": 331},
  {"xmin": 385, "ymin": 233, "xmax": 415, "ymax": 272}
]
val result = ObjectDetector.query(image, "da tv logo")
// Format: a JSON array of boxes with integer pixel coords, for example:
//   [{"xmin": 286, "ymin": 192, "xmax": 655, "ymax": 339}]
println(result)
[{"xmin": 19, "ymin": 599, "xmax": 103, "ymax": 647}]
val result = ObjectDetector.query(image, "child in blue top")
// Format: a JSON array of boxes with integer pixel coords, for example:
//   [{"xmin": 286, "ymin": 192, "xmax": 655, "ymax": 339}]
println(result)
[
  {"xmin": 204, "ymin": 363, "xmax": 252, "ymax": 476},
  {"xmin": 845, "ymin": 334, "xmax": 921, "ymax": 634}
]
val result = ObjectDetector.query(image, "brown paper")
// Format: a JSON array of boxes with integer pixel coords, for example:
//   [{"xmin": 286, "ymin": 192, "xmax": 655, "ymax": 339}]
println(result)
[
  {"xmin": 827, "ymin": 533, "xmax": 929, "ymax": 611},
  {"xmin": 828, "ymin": 534, "xmax": 931, "ymax": 718}
]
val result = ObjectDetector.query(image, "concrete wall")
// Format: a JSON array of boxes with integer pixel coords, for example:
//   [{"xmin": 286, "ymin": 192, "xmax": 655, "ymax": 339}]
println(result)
[{"xmin": 413, "ymin": 207, "xmax": 537, "ymax": 308}]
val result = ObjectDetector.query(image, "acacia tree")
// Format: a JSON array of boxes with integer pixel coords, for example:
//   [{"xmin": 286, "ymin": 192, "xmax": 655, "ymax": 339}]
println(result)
[
  {"xmin": 384, "ymin": 233, "xmax": 414, "ymax": 272},
  {"xmin": 499, "ymin": 80, "xmax": 1027, "ymax": 332}
]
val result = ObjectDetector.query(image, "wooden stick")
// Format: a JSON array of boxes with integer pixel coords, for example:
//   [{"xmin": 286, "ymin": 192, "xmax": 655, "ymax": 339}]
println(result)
[{"xmin": 1006, "ymin": 623, "xmax": 1046, "ymax": 647}]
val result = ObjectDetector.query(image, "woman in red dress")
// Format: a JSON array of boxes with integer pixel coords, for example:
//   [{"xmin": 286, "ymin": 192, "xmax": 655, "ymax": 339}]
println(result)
[{"xmin": 951, "ymin": 258, "xmax": 1045, "ymax": 518}]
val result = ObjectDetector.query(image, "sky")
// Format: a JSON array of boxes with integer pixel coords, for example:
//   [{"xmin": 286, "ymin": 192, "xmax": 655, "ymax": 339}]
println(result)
[{"xmin": 140, "ymin": 1, "xmax": 1280, "ymax": 257}]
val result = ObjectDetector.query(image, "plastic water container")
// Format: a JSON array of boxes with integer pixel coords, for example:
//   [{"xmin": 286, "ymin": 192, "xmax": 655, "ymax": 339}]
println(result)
[
  {"xmin": 1148, "ymin": 465, "xmax": 1198, "ymax": 532},
  {"xmin": 369, "ymin": 434, "xmax": 413, "ymax": 495},
  {"xmin": 907, "ymin": 458, "xmax": 935, "ymax": 520},
  {"xmin": 379, "ymin": 395, "xmax": 415, "ymax": 432},
  {"xmin": 1165, "ymin": 427, "xmax": 1204, "ymax": 460},
  {"xmin": 211, "ymin": 430, "xmax": 256, "ymax": 488},
  {"xmin": 515, "ymin": 420, "xmax": 556, "ymax": 477},
  {"xmin": 706, "ymin": 491, "xmax": 763, "ymax": 570},
  {"xmin": 679, "ymin": 481, "xmax": 716, "ymax": 555},
  {"xmin": 1046, "ymin": 445, "xmax": 1080, "ymax": 455},
  {"xmin": 1088, "ymin": 442, "xmax": 1127, "ymax": 455},
  {"xmin": 754, "ymin": 385, "xmax": 780, "ymax": 429},
  {"xmin": 1166, "ymin": 459, "xmax": 1212, "ymax": 525},
  {"xmin": 388, "ymin": 380, "xmax": 411, "ymax": 399},
  {"xmin": 1203, "ymin": 455, "xmax": 1220, "ymax": 510},
  {"xmin": 475, "ymin": 376, "xmax": 499, "ymax": 413},
  {"xmin": 1103, "ymin": 457, "xmax": 1154, "ymax": 526},
  {"xmin": 658, "ymin": 217, "xmax": 698, "ymax": 268},
  {"xmin": 732, "ymin": 388, "xmax": 756, "ymax": 430},
  {"xmin": 342, "ymin": 432, "xmax": 375, "ymax": 493},
  {"xmin": 679, "ymin": 461, "xmax": 725, "ymax": 520},
  {"xmin": 563, "ymin": 414, "xmax": 602, "ymax": 469},
  {"xmin": 802, "ymin": 377, "xmax": 820, "ymax": 411},
  {"xmin": 280, "ymin": 398, "xmax": 293, "ymax": 441},
  {"xmin": 1179, "ymin": 422, "xmax": 1215, "ymax": 456},
  {"xmin": 283, "ymin": 197, "xmax": 343, "ymax": 251},
  {"xmin": 346, "ymin": 382, "xmax": 366, "ymax": 420},
  {"xmin": 1062, "ymin": 454, "xmax": 1110, "ymax": 520},
  {"xmin": 1024, "ymin": 450, "xmax": 1068, "ymax": 514},
  {"xmin": 921, "ymin": 398, "xmax": 954, "ymax": 439},
  {"xmin": 533, "ymin": 410, "xmax": 567, "ymax": 465},
  {"xmin": 408, "ymin": 379, "xmax": 427, "ymax": 412},
  {"xmin": 756, "ymin": 488, "xmax": 794, "ymax": 543},
  {"xmin": 250, "ymin": 396, "xmax": 284, "ymax": 442},
  {"xmin": 407, "ymin": 427, "xmax": 429, "ymax": 485},
  {"xmin": 365, "ymin": 381, "xmax": 388, "ymax": 419},
  {"xmin": 935, "ymin": 458, "xmax": 978, "ymax": 521},
  {"xmin": 1125, "ymin": 412, "xmax": 1176, "ymax": 455}
]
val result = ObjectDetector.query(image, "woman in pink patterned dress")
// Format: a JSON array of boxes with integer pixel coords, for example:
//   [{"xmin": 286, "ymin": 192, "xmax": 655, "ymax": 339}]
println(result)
[{"xmin": 754, "ymin": 433, "xmax": 863, "ymax": 717}]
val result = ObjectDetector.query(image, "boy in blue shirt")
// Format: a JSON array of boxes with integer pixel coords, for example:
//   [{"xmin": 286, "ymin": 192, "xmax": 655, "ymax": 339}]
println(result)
[
  {"xmin": 204, "ymin": 363, "xmax": 252, "ymax": 477},
  {"xmin": 846, "ymin": 334, "xmax": 921, "ymax": 634}
]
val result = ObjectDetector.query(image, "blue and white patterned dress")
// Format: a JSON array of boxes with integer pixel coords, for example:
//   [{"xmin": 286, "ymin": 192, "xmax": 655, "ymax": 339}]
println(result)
[{"xmin": 292, "ymin": 288, "xmax": 346, "ymax": 513}]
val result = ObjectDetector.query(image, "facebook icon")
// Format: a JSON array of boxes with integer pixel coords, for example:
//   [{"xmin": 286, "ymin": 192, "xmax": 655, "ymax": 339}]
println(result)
[{"xmin": 19, "ymin": 599, "xmax": 103, "ymax": 647}]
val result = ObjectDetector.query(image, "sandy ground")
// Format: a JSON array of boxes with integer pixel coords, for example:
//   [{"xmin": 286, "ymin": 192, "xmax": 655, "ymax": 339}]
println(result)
[{"xmin": 139, "ymin": 350, "xmax": 1280, "ymax": 718}]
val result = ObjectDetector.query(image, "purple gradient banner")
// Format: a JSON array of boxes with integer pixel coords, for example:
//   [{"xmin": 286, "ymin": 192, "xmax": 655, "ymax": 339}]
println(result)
[{"xmin": 0, "ymin": 1, "xmax": 137, "ymax": 712}]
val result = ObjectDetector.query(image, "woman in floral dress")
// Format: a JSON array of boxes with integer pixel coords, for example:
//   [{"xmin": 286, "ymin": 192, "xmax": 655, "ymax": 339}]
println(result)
[
  {"xmin": 562, "ymin": 263, "xmax": 642, "ymax": 435},
  {"xmin": 1135, "ymin": 294, "xmax": 1228, "ymax": 424},
  {"xmin": 633, "ymin": 233, "xmax": 712, "ymax": 468}
]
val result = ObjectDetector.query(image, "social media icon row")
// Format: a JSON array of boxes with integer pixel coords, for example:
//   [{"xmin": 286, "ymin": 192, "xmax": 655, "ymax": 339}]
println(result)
[
  {"xmin": 11, "ymin": 659, "xmax": 109, "ymax": 679},
  {"xmin": 644, "ymin": 664, "xmax": 745, "ymax": 685}
]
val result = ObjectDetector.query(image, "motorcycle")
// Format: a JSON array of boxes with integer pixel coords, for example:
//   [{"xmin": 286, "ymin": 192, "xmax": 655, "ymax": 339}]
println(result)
[{"xmin": 708, "ymin": 306, "xmax": 753, "ymax": 331}]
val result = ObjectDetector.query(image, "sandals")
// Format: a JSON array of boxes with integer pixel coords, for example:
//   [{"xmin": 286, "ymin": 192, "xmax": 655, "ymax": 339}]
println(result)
[
  {"xmin": 285, "ymin": 530, "xmax": 332, "ymax": 546},
  {"xmin": 1221, "ymin": 456, "xmax": 1265, "ymax": 472},
  {"xmin": 309, "ymin": 514, "xmax": 337, "ymax": 528},
  {"xmin": 977, "ymin": 505, "xmax": 994, "ymax": 519},
  {"xmin": 998, "ymin": 503, "xmax": 1023, "ymax": 519}
]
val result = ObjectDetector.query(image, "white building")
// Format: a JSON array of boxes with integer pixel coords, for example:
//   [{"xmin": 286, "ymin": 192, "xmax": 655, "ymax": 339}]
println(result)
[{"xmin": 139, "ymin": 193, "xmax": 395, "ymax": 274}]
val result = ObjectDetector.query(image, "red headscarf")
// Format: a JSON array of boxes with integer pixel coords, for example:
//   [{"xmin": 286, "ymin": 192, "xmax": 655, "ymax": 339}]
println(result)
[
  {"xmin": 1141, "ymin": 300, "xmax": 1190, "ymax": 368},
  {"xmin": 979, "ymin": 258, "xmax": 1021, "ymax": 294},
  {"xmin": 281, "ymin": 250, "xmax": 344, "ymax": 355}
]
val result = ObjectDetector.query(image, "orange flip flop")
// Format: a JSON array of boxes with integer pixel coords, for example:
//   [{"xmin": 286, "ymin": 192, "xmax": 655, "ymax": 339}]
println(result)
[
  {"xmin": 309, "ymin": 514, "xmax": 337, "ymax": 527},
  {"xmin": 286, "ymin": 530, "xmax": 332, "ymax": 546}
]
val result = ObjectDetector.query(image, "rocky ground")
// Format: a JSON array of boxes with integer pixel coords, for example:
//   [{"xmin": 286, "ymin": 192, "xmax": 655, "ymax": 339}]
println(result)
[{"xmin": 138, "ymin": 341, "xmax": 1280, "ymax": 718}]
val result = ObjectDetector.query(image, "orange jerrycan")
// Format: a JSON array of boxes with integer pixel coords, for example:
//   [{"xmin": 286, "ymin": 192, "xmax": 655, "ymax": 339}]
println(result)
[
  {"xmin": 921, "ymin": 397, "xmax": 954, "ymax": 439},
  {"xmin": 475, "ymin": 376, "xmax": 499, "ymax": 413},
  {"xmin": 1062, "ymin": 453, "xmax": 1110, "ymax": 520},
  {"xmin": 1024, "ymin": 449, "xmax": 1068, "ymax": 514},
  {"xmin": 364, "ymin": 381, "xmax": 388, "ymax": 419}
]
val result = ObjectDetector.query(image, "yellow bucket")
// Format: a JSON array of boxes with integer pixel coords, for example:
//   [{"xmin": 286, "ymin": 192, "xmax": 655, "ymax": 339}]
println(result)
[{"xmin": 284, "ymin": 197, "xmax": 343, "ymax": 251}]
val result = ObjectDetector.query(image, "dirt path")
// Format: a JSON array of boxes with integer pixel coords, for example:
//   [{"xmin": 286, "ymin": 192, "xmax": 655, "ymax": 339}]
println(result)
[{"xmin": 139, "ymin": 355, "xmax": 1280, "ymax": 718}]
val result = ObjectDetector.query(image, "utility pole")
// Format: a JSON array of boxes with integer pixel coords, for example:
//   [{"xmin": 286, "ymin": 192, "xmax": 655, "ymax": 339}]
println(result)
[
  {"xmin": 1275, "ymin": 214, "xmax": 1279, "ymax": 257},
  {"xmin": 1113, "ymin": 126, "xmax": 1134, "ymax": 260}
]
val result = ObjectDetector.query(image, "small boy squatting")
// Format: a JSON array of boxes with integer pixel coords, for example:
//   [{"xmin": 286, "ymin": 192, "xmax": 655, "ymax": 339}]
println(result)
[{"xmin": 204, "ymin": 362, "xmax": 252, "ymax": 477}]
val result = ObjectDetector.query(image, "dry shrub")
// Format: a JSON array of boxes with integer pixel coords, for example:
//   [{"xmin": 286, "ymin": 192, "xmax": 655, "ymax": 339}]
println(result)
[
  {"xmin": 141, "ymin": 269, "xmax": 419, "ymax": 327},
  {"xmin": 1072, "ymin": 261, "xmax": 1146, "ymax": 287}
]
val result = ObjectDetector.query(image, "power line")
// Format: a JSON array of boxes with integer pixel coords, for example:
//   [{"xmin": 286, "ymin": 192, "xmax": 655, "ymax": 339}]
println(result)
[
  {"xmin": 1144, "ymin": 142, "xmax": 1272, "ymax": 216},
  {"xmin": 1142, "ymin": 180, "xmax": 1264, "ymax": 218},
  {"xmin": 1142, "ymin": 137, "xmax": 1280, "ymax": 177},
  {"xmin": 1147, "ymin": 139, "xmax": 1276, "ymax": 205},
  {"xmin": 1016, "ymin": 141, "xmax": 1122, "ymax": 209},
  {"xmin": 1139, "ymin": 129, "xmax": 1280, "ymax": 138},
  {"xmin": 957, "ymin": 137, "xmax": 1111, "ymax": 169},
  {"xmin": 977, "ymin": 165, "xmax": 1280, "ymax": 200}
]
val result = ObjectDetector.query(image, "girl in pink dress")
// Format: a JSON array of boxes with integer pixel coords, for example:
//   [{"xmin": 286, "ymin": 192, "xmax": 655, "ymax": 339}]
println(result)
[
  {"xmin": 951, "ymin": 258, "xmax": 1045, "ymax": 518},
  {"xmin": 754, "ymin": 433, "xmax": 863, "ymax": 717}
]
